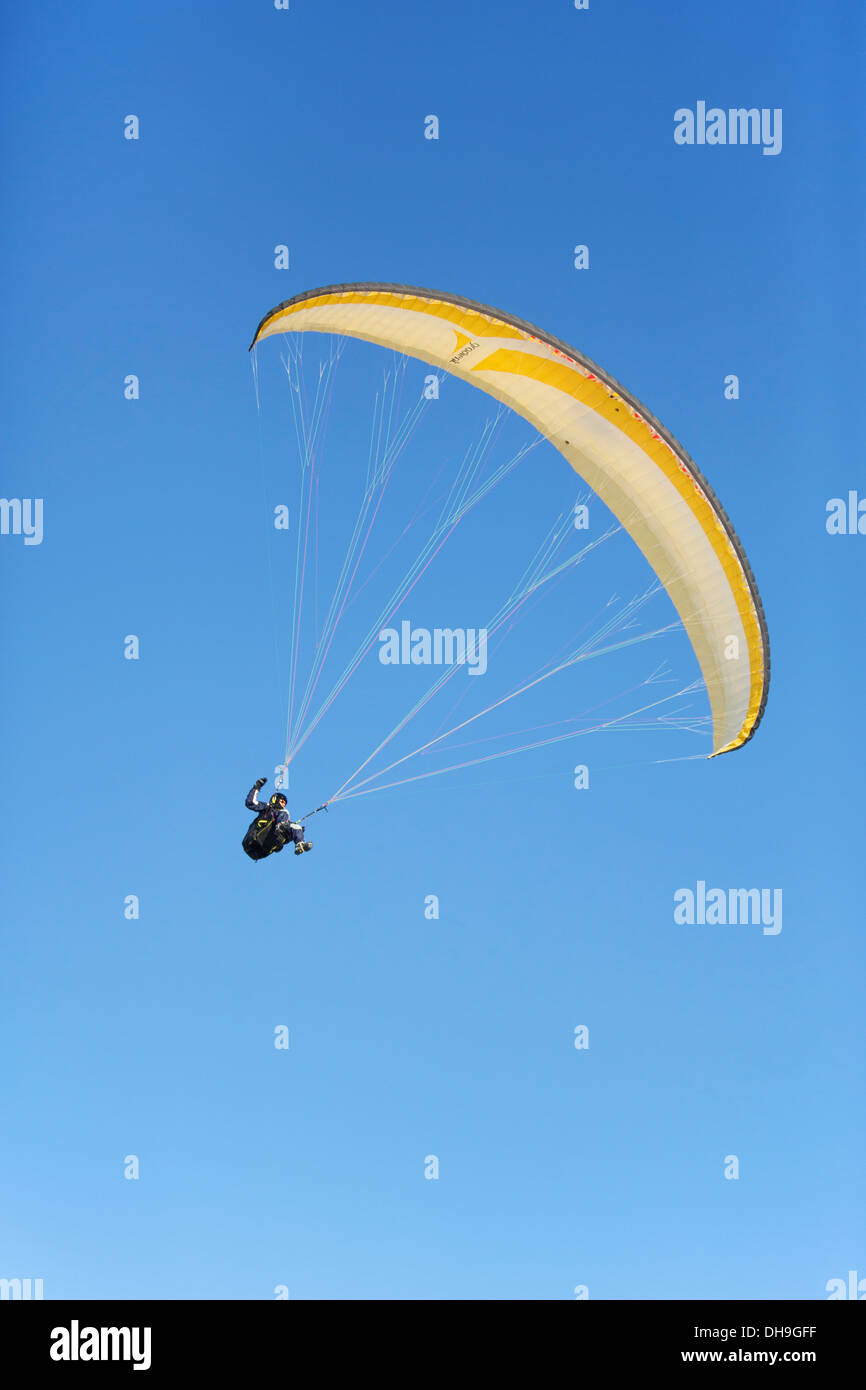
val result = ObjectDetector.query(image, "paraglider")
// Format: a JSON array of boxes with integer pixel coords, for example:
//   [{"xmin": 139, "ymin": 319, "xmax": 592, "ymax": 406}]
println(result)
[{"xmin": 242, "ymin": 778, "xmax": 313, "ymax": 862}]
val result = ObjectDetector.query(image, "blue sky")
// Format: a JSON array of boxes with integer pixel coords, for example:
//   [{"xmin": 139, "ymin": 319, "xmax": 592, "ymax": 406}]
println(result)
[{"xmin": 1, "ymin": 1, "xmax": 863, "ymax": 1300}]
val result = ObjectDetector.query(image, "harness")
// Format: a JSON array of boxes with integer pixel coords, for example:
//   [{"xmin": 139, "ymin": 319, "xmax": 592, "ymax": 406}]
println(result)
[{"xmin": 245, "ymin": 804, "xmax": 286, "ymax": 856}]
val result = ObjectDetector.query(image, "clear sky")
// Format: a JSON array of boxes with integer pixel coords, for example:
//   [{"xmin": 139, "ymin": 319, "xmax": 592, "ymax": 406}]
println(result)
[{"xmin": 1, "ymin": 0, "xmax": 863, "ymax": 1300}]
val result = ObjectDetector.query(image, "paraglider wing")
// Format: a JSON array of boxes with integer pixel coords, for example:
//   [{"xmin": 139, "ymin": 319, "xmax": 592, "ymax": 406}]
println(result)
[{"xmin": 250, "ymin": 284, "xmax": 769, "ymax": 755}]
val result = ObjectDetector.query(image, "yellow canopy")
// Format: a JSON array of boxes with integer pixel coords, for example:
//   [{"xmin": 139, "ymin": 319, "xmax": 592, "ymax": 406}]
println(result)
[{"xmin": 251, "ymin": 284, "xmax": 769, "ymax": 755}]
